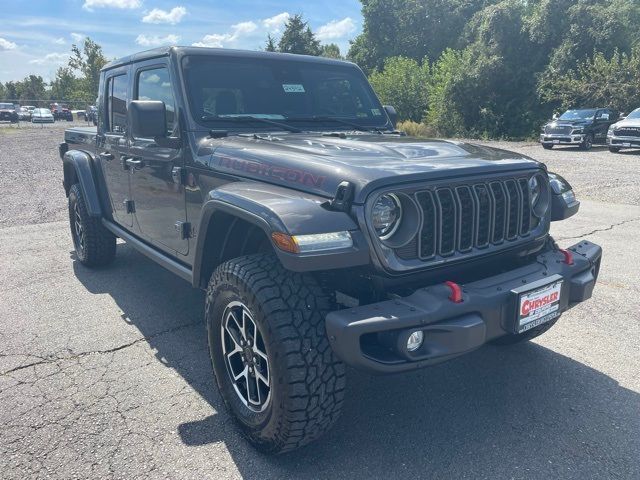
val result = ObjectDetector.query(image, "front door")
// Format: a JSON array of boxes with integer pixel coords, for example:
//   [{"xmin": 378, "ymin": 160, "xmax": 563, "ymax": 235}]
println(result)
[
  {"xmin": 129, "ymin": 63, "xmax": 188, "ymax": 255},
  {"xmin": 99, "ymin": 69, "xmax": 132, "ymax": 227}
]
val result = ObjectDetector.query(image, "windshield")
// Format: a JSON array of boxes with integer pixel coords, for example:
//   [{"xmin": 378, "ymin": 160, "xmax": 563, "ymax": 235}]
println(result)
[
  {"xmin": 35, "ymin": 109, "xmax": 51, "ymax": 114},
  {"xmin": 626, "ymin": 108, "xmax": 640, "ymax": 120},
  {"xmin": 182, "ymin": 55, "xmax": 388, "ymax": 131},
  {"xmin": 0, "ymin": 103, "xmax": 14, "ymax": 109},
  {"xmin": 558, "ymin": 109, "xmax": 597, "ymax": 121}
]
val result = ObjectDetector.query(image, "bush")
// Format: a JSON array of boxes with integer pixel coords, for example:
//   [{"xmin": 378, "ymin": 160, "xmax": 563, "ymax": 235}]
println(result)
[
  {"xmin": 396, "ymin": 120, "xmax": 437, "ymax": 138},
  {"xmin": 369, "ymin": 56, "xmax": 429, "ymax": 123}
]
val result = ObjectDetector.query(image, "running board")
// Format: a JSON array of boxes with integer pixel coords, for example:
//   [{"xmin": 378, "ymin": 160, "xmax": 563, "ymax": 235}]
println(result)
[{"xmin": 102, "ymin": 219, "xmax": 193, "ymax": 284}]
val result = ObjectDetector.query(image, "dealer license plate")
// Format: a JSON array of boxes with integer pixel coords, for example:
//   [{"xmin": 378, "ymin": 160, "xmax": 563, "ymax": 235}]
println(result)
[
  {"xmin": 517, "ymin": 280, "xmax": 563, "ymax": 333},
  {"xmin": 623, "ymin": 142, "xmax": 631, "ymax": 147},
  {"xmin": 553, "ymin": 140, "xmax": 560, "ymax": 144}
]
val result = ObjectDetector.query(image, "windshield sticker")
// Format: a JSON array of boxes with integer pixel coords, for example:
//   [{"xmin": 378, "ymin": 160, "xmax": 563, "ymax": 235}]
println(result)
[
  {"xmin": 371, "ymin": 108, "xmax": 382, "ymax": 116},
  {"xmin": 282, "ymin": 84, "xmax": 305, "ymax": 93}
]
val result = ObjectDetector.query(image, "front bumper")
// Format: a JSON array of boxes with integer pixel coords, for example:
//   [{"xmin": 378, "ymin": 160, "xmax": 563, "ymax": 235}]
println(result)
[
  {"xmin": 608, "ymin": 135, "xmax": 640, "ymax": 148},
  {"xmin": 326, "ymin": 240, "xmax": 602, "ymax": 374},
  {"xmin": 540, "ymin": 134, "xmax": 584, "ymax": 145}
]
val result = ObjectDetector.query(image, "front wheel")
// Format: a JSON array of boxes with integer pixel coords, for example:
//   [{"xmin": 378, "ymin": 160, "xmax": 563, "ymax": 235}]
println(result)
[
  {"xmin": 580, "ymin": 133, "xmax": 594, "ymax": 150},
  {"xmin": 206, "ymin": 253, "xmax": 346, "ymax": 454},
  {"xmin": 542, "ymin": 144, "xmax": 553, "ymax": 150},
  {"xmin": 609, "ymin": 146, "xmax": 621, "ymax": 153}
]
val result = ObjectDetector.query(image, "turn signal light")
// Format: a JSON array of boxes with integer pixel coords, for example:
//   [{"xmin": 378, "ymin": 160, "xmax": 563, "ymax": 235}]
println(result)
[{"xmin": 271, "ymin": 232, "xmax": 299, "ymax": 253}]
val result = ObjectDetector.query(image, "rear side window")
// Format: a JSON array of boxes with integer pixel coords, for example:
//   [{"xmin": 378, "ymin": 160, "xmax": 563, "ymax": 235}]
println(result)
[
  {"xmin": 136, "ymin": 67, "xmax": 176, "ymax": 134},
  {"xmin": 106, "ymin": 74, "xmax": 128, "ymax": 134}
]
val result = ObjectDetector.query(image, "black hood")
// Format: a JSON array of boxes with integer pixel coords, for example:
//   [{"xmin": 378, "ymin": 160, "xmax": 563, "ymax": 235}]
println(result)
[{"xmin": 199, "ymin": 133, "xmax": 542, "ymax": 203}]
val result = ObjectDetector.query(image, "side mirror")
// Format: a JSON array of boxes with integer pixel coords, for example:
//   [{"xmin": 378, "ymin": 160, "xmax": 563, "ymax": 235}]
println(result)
[
  {"xmin": 383, "ymin": 105, "xmax": 398, "ymax": 128},
  {"xmin": 552, "ymin": 113, "xmax": 559, "ymax": 120},
  {"xmin": 129, "ymin": 100, "xmax": 167, "ymax": 139}
]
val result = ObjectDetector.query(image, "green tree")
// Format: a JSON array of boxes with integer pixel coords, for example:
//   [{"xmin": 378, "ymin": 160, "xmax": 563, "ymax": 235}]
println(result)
[
  {"xmin": 69, "ymin": 37, "xmax": 107, "ymax": 102},
  {"xmin": 50, "ymin": 67, "xmax": 81, "ymax": 105},
  {"xmin": 2, "ymin": 81, "xmax": 20, "ymax": 102},
  {"xmin": 18, "ymin": 75, "xmax": 47, "ymax": 104},
  {"xmin": 265, "ymin": 34, "xmax": 277, "ymax": 52},
  {"xmin": 320, "ymin": 43, "xmax": 342, "ymax": 59},
  {"xmin": 277, "ymin": 14, "xmax": 321, "ymax": 56},
  {"xmin": 0, "ymin": 83, "xmax": 6, "ymax": 101},
  {"xmin": 538, "ymin": 48, "xmax": 640, "ymax": 113},
  {"xmin": 369, "ymin": 56, "xmax": 429, "ymax": 122}
]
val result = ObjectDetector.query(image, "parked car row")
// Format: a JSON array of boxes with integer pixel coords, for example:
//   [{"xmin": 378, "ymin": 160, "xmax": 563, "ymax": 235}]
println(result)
[
  {"xmin": 540, "ymin": 107, "xmax": 640, "ymax": 153},
  {"xmin": 0, "ymin": 102, "xmax": 98, "ymax": 124}
]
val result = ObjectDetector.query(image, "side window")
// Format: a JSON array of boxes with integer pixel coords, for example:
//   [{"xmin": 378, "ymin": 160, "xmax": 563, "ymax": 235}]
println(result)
[
  {"xmin": 106, "ymin": 74, "xmax": 128, "ymax": 134},
  {"xmin": 136, "ymin": 67, "xmax": 176, "ymax": 134}
]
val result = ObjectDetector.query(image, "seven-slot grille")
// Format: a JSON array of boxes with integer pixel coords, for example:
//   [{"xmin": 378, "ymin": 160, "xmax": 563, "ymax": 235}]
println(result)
[
  {"xmin": 402, "ymin": 177, "xmax": 536, "ymax": 261},
  {"xmin": 544, "ymin": 125, "xmax": 572, "ymax": 135},
  {"xmin": 614, "ymin": 127, "xmax": 640, "ymax": 137}
]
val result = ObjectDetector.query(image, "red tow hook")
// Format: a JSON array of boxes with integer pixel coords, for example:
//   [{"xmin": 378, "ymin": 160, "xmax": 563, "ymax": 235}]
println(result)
[
  {"xmin": 444, "ymin": 281, "xmax": 463, "ymax": 303},
  {"xmin": 560, "ymin": 248, "xmax": 574, "ymax": 265}
]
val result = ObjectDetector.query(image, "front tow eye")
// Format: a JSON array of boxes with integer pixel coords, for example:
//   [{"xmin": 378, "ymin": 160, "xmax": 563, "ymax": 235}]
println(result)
[
  {"xmin": 560, "ymin": 248, "xmax": 574, "ymax": 265},
  {"xmin": 444, "ymin": 281, "xmax": 463, "ymax": 303}
]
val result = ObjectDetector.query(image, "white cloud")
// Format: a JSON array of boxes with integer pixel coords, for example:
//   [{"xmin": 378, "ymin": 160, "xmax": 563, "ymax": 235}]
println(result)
[
  {"xmin": 83, "ymin": 0, "xmax": 141, "ymax": 11},
  {"xmin": 29, "ymin": 52, "xmax": 69, "ymax": 65},
  {"xmin": 0, "ymin": 37, "xmax": 18, "ymax": 51},
  {"xmin": 263, "ymin": 12, "xmax": 289, "ymax": 32},
  {"xmin": 54, "ymin": 37, "xmax": 66, "ymax": 45},
  {"xmin": 70, "ymin": 33, "xmax": 85, "ymax": 43},
  {"xmin": 316, "ymin": 17, "xmax": 356, "ymax": 41},
  {"xmin": 142, "ymin": 6, "xmax": 186, "ymax": 25},
  {"xmin": 192, "ymin": 21, "xmax": 258, "ymax": 48},
  {"xmin": 135, "ymin": 34, "xmax": 180, "ymax": 47}
]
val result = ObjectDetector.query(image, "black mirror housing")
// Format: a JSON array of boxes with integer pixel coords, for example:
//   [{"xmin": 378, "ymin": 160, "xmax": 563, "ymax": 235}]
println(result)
[
  {"xmin": 129, "ymin": 100, "xmax": 166, "ymax": 138},
  {"xmin": 383, "ymin": 105, "xmax": 398, "ymax": 128}
]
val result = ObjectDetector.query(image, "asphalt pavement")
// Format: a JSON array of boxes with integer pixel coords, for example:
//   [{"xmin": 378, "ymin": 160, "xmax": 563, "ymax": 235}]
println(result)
[{"xmin": 1, "ymin": 123, "xmax": 639, "ymax": 479}]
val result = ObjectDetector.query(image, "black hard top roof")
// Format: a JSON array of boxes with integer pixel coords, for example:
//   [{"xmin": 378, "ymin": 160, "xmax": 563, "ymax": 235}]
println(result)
[{"xmin": 102, "ymin": 46, "xmax": 355, "ymax": 72}]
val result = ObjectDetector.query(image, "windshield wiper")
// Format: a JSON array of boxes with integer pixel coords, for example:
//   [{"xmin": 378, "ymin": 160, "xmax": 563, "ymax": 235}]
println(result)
[
  {"xmin": 287, "ymin": 115, "xmax": 385, "ymax": 134},
  {"xmin": 201, "ymin": 115, "xmax": 302, "ymax": 133}
]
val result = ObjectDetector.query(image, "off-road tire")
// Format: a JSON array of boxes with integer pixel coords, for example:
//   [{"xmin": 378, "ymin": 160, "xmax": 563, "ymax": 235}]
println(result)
[
  {"xmin": 580, "ymin": 133, "xmax": 594, "ymax": 150},
  {"xmin": 542, "ymin": 144, "xmax": 553, "ymax": 150},
  {"xmin": 206, "ymin": 253, "xmax": 346, "ymax": 454},
  {"xmin": 68, "ymin": 183, "xmax": 116, "ymax": 267},
  {"xmin": 491, "ymin": 317, "xmax": 559, "ymax": 345},
  {"xmin": 609, "ymin": 146, "xmax": 621, "ymax": 153}
]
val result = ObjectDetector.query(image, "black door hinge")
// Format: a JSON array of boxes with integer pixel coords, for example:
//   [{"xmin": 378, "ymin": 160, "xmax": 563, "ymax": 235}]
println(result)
[
  {"xmin": 123, "ymin": 199, "xmax": 135, "ymax": 214},
  {"xmin": 174, "ymin": 221, "xmax": 192, "ymax": 239}
]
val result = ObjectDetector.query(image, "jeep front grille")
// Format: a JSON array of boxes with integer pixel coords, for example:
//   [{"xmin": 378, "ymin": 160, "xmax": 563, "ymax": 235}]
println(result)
[{"xmin": 398, "ymin": 176, "xmax": 540, "ymax": 262}]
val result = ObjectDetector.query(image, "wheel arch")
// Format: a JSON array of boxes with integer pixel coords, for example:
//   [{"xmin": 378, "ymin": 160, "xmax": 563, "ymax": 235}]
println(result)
[{"xmin": 62, "ymin": 150, "xmax": 103, "ymax": 218}]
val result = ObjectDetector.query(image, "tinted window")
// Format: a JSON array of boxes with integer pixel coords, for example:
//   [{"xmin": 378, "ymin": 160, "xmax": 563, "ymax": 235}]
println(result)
[
  {"xmin": 107, "ymin": 74, "xmax": 128, "ymax": 134},
  {"xmin": 182, "ymin": 55, "xmax": 386, "ymax": 130},
  {"xmin": 136, "ymin": 67, "xmax": 175, "ymax": 134}
]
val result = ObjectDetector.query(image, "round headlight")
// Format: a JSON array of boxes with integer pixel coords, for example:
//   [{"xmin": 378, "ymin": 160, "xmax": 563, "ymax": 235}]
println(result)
[
  {"xmin": 372, "ymin": 194, "xmax": 402, "ymax": 239},
  {"xmin": 529, "ymin": 174, "xmax": 549, "ymax": 218}
]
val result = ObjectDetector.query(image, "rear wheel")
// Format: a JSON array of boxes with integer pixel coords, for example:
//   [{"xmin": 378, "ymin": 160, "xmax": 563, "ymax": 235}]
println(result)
[
  {"xmin": 206, "ymin": 253, "xmax": 346, "ymax": 454},
  {"xmin": 68, "ymin": 184, "xmax": 116, "ymax": 267}
]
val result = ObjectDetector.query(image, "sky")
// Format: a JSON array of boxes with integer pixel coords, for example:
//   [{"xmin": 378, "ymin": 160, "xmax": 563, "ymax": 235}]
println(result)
[{"xmin": 0, "ymin": 0, "xmax": 364, "ymax": 83}]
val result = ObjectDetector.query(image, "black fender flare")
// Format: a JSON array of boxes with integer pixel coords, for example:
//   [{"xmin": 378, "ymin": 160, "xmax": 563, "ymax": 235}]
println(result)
[
  {"xmin": 62, "ymin": 150, "xmax": 103, "ymax": 218},
  {"xmin": 192, "ymin": 182, "xmax": 370, "ymax": 287}
]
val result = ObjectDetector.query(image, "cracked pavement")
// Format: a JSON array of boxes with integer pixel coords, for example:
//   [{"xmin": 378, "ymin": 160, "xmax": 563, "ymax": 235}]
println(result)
[{"xmin": 1, "ymin": 126, "xmax": 639, "ymax": 479}]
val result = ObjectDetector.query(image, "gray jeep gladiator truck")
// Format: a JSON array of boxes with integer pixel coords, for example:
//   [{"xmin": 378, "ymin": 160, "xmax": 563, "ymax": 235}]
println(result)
[{"xmin": 59, "ymin": 47, "xmax": 602, "ymax": 453}]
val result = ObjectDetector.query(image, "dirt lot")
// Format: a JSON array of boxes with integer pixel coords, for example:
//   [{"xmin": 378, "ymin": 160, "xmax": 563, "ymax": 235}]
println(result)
[{"xmin": 1, "ymin": 123, "xmax": 639, "ymax": 479}]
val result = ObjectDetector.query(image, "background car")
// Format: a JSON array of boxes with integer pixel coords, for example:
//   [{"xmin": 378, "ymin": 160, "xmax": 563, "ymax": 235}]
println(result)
[
  {"xmin": 0, "ymin": 102, "xmax": 19, "ymax": 123},
  {"xmin": 50, "ymin": 103, "xmax": 73, "ymax": 121},
  {"xmin": 18, "ymin": 107, "xmax": 32, "ymax": 121},
  {"xmin": 85, "ymin": 105, "xmax": 97, "ymax": 124},
  {"xmin": 540, "ymin": 108, "xmax": 619, "ymax": 150},
  {"xmin": 31, "ymin": 108, "xmax": 55, "ymax": 123},
  {"xmin": 607, "ymin": 107, "xmax": 640, "ymax": 152}
]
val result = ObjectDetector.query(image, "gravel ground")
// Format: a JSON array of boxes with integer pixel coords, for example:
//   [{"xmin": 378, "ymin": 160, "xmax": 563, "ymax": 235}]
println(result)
[{"xmin": 1, "ymin": 126, "xmax": 639, "ymax": 479}]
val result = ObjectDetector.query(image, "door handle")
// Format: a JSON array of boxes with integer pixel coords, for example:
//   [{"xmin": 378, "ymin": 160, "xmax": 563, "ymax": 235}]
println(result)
[
  {"xmin": 125, "ymin": 158, "xmax": 144, "ymax": 169},
  {"xmin": 99, "ymin": 151, "xmax": 114, "ymax": 161}
]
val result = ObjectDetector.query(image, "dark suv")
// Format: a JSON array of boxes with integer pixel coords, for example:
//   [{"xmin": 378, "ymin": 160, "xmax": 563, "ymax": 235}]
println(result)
[
  {"xmin": 540, "ymin": 108, "xmax": 618, "ymax": 150},
  {"xmin": 0, "ymin": 102, "xmax": 19, "ymax": 123},
  {"xmin": 59, "ymin": 47, "xmax": 602, "ymax": 454}
]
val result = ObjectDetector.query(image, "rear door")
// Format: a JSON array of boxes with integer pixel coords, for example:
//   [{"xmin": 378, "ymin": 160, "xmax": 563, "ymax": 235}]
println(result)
[
  {"xmin": 128, "ymin": 61, "xmax": 188, "ymax": 255},
  {"xmin": 98, "ymin": 68, "xmax": 132, "ymax": 227},
  {"xmin": 593, "ymin": 109, "xmax": 611, "ymax": 143}
]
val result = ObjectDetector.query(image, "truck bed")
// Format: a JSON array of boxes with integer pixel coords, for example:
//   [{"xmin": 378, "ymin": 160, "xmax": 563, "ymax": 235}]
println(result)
[{"xmin": 64, "ymin": 126, "xmax": 97, "ymax": 151}]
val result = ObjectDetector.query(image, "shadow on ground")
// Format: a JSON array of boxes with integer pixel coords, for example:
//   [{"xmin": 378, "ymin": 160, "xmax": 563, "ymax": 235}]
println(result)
[{"xmin": 73, "ymin": 243, "xmax": 640, "ymax": 479}]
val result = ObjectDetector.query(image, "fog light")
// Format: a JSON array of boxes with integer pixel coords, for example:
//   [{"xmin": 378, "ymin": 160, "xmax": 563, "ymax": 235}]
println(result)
[{"xmin": 406, "ymin": 330, "xmax": 424, "ymax": 352}]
